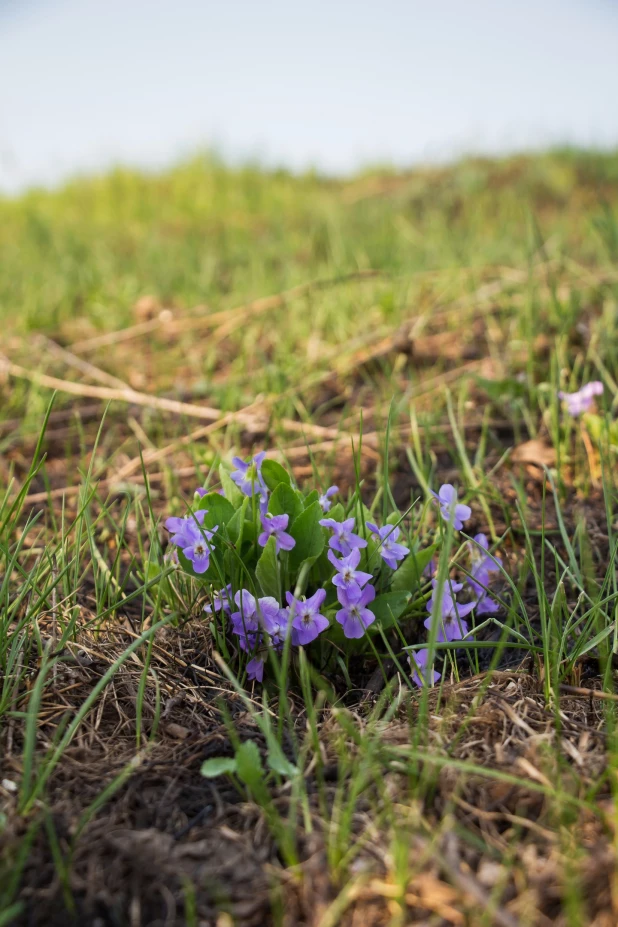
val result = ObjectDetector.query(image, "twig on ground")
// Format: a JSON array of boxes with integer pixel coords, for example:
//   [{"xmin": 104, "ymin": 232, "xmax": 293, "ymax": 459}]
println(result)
[{"xmin": 67, "ymin": 270, "xmax": 386, "ymax": 354}]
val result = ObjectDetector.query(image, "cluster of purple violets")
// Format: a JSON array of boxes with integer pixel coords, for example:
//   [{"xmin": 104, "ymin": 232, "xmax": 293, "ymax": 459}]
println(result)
[
  {"xmin": 230, "ymin": 453, "xmax": 340, "ymax": 552},
  {"xmin": 164, "ymin": 509, "xmax": 218, "ymax": 573},
  {"xmin": 204, "ymin": 514, "xmax": 410, "ymax": 680},
  {"xmin": 320, "ymin": 516, "xmax": 409, "ymax": 638},
  {"xmin": 206, "ymin": 586, "xmax": 330, "ymax": 681},
  {"xmin": 409, "ymin": 485, "xmax": 501, "ymax": 687}
]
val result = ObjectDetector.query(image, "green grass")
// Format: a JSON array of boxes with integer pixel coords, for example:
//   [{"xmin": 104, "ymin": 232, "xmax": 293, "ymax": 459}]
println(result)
[{"xmin": 1, "ymin": 149, "xmax": 618, "ymax": 925}]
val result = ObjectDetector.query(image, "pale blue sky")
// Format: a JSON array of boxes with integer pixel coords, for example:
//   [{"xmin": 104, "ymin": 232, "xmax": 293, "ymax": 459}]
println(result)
[{"xmin": 1, "ymin": 0, "xmax": 617, "ymax": 192}]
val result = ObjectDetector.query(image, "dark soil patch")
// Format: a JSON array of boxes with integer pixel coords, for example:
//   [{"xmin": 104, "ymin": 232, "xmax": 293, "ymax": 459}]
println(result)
[{"xmin": 2, "ymin": 644, "xmax": 616, "ymax": 926}]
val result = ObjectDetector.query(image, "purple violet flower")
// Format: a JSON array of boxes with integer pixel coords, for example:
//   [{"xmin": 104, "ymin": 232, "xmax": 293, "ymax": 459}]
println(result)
[
  {"xmin": 246, "ymin": 655, "xmax": 266, "ymax": 682},
  {"xmin": 180, "ymin": 519, "xmax": 218, "ymax": 574},
  {"xmin": 319, "ymin": 485, "xmax": 339, "ymax": 512},
  {"xmin": 424, "ymin": 580, "xmax": 475, "ymax": 643},
  {"xmin": 558, "ymin": 381, "xmax": 603, "ymax": 417},
  {"xmin": 336, "ymin": 583, "xmax": 376, "ymax": 639},
  {"xmin": 408, "ymin": 649, "xmax": 441, "ymax": 687},
  {"xmin": 194, "ymin": 487, "xmax": 208, "ymax": 499},
  {"xmin": 286, "ymin": 589, "xmax": 329, "ymax": 645},
  {"xmin": 230, "ymin": 451, "xmax": 268, "ymax": 498},
  {"xmin": 467, "ymin": 534, "xmax": 501, "ymax": 615},
  {"xmin": 328, "ymin": 548, "xmax": 372, "ymax": 602},
  {"xmin": 231, "ymin": 590, "xmax": 281, "ymax": 635},
  {"xmin": 431, "ymin": 484, "xmax": 471, "ymax": 531},
  {"xmin": 366, "ymin": 522, "xmax": 409, "ymax": 570},
  {"xmin": 319, "ymin": 517, "xmax": 368, "ymax": 557},
  {"xmin": 236, "ymin": 628, "xmax": 260, "ymax": 653},
  {"xmin": 259, "ymin": 491, "xmax": 270, "ymax": 516},
  {"xmin": 165, "ymin": 509, "xmax": 207, "ymax": 548},
  {"xmin": 242, "ymin": 611, "xmax": 291, "ymax": 683},
  {"xmin": 258, "ymin": 512, "xmax": 296, "ymax": 553},
  {"xmin": 204, "ymin": 583, "xmax": 233, "ymax": 616}
]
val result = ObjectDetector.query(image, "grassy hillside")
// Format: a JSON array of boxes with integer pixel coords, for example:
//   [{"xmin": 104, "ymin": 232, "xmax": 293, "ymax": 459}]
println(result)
[{"xmin": 1, "ymin": 151, "xmax": 618, "ymax": 926}]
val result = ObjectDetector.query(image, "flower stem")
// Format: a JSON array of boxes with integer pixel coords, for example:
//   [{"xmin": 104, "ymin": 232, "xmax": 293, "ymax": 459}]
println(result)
[{"xmin": 293, "ymin": 561, "xmax": 312, "ymax": 599}]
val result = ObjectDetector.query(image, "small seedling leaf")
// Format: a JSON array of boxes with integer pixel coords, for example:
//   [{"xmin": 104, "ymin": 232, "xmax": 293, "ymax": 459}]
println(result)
[
  {"xmin": 235, "ymin": 740, "xmax": 265, "ymax": 790},
  {"xmin": 200, "ymin": 756, "xmax": 237, "ymax": 778}
]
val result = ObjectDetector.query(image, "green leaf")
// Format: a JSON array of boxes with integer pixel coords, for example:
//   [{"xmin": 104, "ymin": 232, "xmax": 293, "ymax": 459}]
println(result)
[
  {"xmin": 235, "ymin": 740, "xmax": 265, "ymax": 790},
  {"xmin": 266, "ymin": 741, "xmax": 298, "ymax": 779},
  {"xmin": 368, "ymin": 591, "xmax": 411, "ymax": 631},
  {"xmin": 256, "ymin": 535, "xmax": 280, "ymax": 600},
  {"xmin": 304, "ymin": 489, "xmax": 320, "ymax": 508},
  {"xmin": 289, "ymin": 501, "xmax": 325, "ymax": 570},
  {"xmin": 266, "ymin": 741, "xmax": 298, "ymax": 777},
  {"xmin": 386, "ymin": 510, "xmax": 402, "ymax": 526},
  {"xmin": 197, "ymin": 493, "xmax": 236, "ymax": 529},
  {"xmin": 227, "ymin": 496, "xmax": 249, "ymax": 546},
  {"xmin": 261, "ymin": 459, "xmax": 291, "ymax": 491},
  {"xmin": 390, "ymin": 544, "xmax": 438, "ymax": 593},
  {"xmin": 200, "ymin": 756, "xmax": 237, "ymax": 778},
  {"xmin": 242, "ymin": 519, "xmax": 257, "ymax": 546},
  {"xmin": 268, "ymin": 483, "xmax": 303, "ymax": 524},
  {"xmin": 219, "ymin": 464, "xmax": 245, "ymax": 506},
  {"xmin": 325, "ymin": 502, "xmax": 345, "ymax": 523}
]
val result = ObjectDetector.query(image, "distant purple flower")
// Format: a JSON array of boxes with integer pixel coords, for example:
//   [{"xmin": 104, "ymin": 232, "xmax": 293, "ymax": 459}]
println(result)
[
  {"xmin": 230, "ymin": 451, "xmax": 268, "ymax": 498},
  {"xmin": 423, "ymin": 557, "xmax": 437, "ymax": 579},
  {"xmin": 194, "ymin": 487, "xmax": 208, "ymax": 499},
  {"xmin": 328, "ymin": 548, "xmax": 372, "ymax": 602},
  {"xmin": 231, "ymin": 590, "xmax": 281, "ymax": 635},
  {"xmin": 286, "ymin": 589, "xmax": 329, "ymax": 645},
  {"xmin": 320, "ymin": 517, "xmax": 367, "ymax": 557},
  {"xmin": 431, "ymin": 484, "xmax": 471, "ymax": 531},
  {"xmin": 204, "ymin": 583, "xmax": 233, "ymax": 616},
  {"xmin": 319, "ymin": 485, "xmax": 339, "ymax": 512},
  {"xmin": 424, "ymin": 580, "xmax": 475, "ymax": 642},
  {"xmin": 467, "ymin": 534, "xmax": 501, "ymax": 615},
  {"xmin": 336, "ymin": 584, "xmax": 376, "ymax": 639},
  {"xmin": 366, "ymin": 522, "xmax": 409, "ymax": 570},
  {"xmin": 559, "ymin": 381, "xmax": 603, "ymax": 417},
  {"xmin": 181, "ymin": 519, "xmax": 218, "ymax": 574},
  {"xmin": 165, "ymin": 509, "xmax": 207, "ymax": 548},
  {"xmin": 258, "ymin": 512, "xmax": 296, "ymax": 553},
  {"xmin": 163, "ymin": 548, "xmax": 179, "ymax": 568},
  {"xmin": 408, "ymin": 649, "xmax": 441, "ymax": 687}
]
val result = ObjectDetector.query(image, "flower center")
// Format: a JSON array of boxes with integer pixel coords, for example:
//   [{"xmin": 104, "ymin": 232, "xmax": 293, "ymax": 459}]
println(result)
[
  {"xmin": 350, "ymin": 607, "xmax": 359, "ymax": 619},
  {"xmin": 301, "ymin": 609, "xmax": 312, "ymax": 624},
  {"xmin": 195, "ymin": 544, "xmax": 205, "ymax": 556},
  {"xmin": 343, "ymin": 568, "xmax": 353, "ymax": 581}
]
